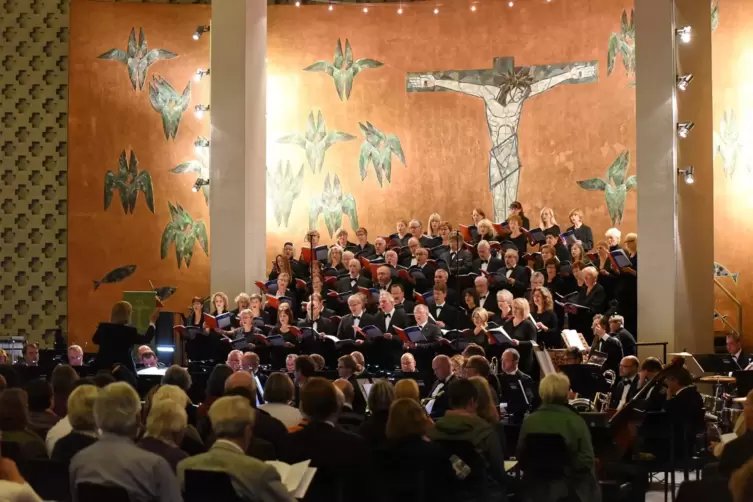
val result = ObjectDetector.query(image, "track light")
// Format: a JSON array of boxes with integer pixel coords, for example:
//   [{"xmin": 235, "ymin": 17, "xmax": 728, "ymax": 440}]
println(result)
[
  {"xmin": 363, "ymin": 7, "xmax": 368, "ymax": 13},
  {"xmin": 295, "ymin": 1, "xmax": 300, "ymax": 6},
  {"xmin": 508, "ymin": 1, "xmax": 514, "ymax": 7},
  {"xmin": 194, "ymin": 69, "xmax": 210, "ymax": 82},
  {"xmin": 676, "ymin": 26, "xmax": 692, "ymax": 43},
  {"xmin": 194, "ymin": 104, "xmax": 210, "ymax": 120},
  {"xmin": 192, "ymin": 178, "xmax": 210, "ymax": 193},
  {"xmin": 194, "ymin": 137, "xmax": 210, "ymax": 154},
  {"xmin": 193, "ymin": 25, "xmax": 210, "ymax": 40},
  {"xmin": 678, "ymin": 166, "xmax": 695, "ymax": 185},
  {"xmin": 397, "ymin": 7, "xmax": 403, "ymax": 14},
  {"xmin": 677, "ymin": 122, "xmax": 695, "ymax": 139},
  {"xmin": 676, "ymin": 74, "xmax": 694, "ymax": 91},
  {"xmin": 328, "ymin": 4, "xmax": 333, "ymax": 11}
]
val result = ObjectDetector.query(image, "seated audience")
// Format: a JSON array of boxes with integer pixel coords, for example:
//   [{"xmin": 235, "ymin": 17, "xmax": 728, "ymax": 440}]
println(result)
[
  {"xmin": 427, "ymin": 379, "xmax": 507, "ymax": 490},
  {"xmin": 337, "ymin": 354, "xmax": 366, "ymax": 414},
  {"xmin": 259, "ymin": 372, "xmax": 303, "ymax": 428},
  {"xmin": 334, "ymin": 378, "xmax": 365, "ymax": 432},
  {"xmin": 518, "ymin": 373, "xmax": 599, "ymax": 502},
  {"xmin": 358, "ymin": 380, "xmax": 396, "ymax": 447},
  {"xmin": 177, "ymin": 396, "xmax": 296, "ymax": 502},
  {"xmin": 70, "ymin": 382, "xmax": 181, "ymax": 502},
  {"xmin": 226, "ymin": 350, "xmax": 243, "ymax": 372},
  {"xmin": 138, "ymin": 399, "xmax": 189, "ymax": 472},
  {"xmin": 283, "ymin": 378, "xmax": 374, "ymax": 502},
  {"xmin": 730, "ymin": 457, "xmax": 753, "ymax": 502},
  {"xmin": 25, "ymin": 379, "xmax": 60, "ymax": 439},
  {"xmin": 161, "ymin": 365, "xmax": 193, "ymax": 392},
  {"xmin": 0, "ymin": 457, "xmax": 44, "ymax": 502},
  {"xmin": 51, "ymin": 384, "xmax": 99, "ymax": 468},
  {"xmin": 394, "ymin": 379, "xmax": 420, "ymax": 403},
  {"xmin": 468, "ymin": 376, "xmax": 501, "ymax": 426},
  {"xmin": 464, "ymin": 355, "xmax": 500, "ymax": 402},
  {"xmin": 51, "ymin": 364, "xmax": 79, "ymax": 418},
  {"xmin": 310, "ymin": 354, "xmax": 326, "ymax": 372},
  {"xmin": 197, "ymin": 364, "xmax": 233, "ymax": 421},
  {"xmin": 0, "ymin": 389, "xmax": 47, "ymax": 460},
  {"xmin": 719, "ymin": 389, "xmax": 753, "ymax": 478},
  {"xmin": 147, "ymin": 385, "xmax": 204, "ymax": 456}
]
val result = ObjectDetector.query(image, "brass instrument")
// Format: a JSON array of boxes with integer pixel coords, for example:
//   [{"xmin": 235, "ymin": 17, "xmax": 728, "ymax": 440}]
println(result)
[
  {"xmin": 569, "ymin": 397, "xmax": 595, "ymax": 412},
  {"xmin": 490, "ymin": 356, "xmax": 499, "ymax": 375},
  {"xmin": 603, "ymin": 369, "xmax": 616, "ymax": 387},
  {"xmin": 592, "ymin": 392, "xmax": 612, "ymax": 412}
]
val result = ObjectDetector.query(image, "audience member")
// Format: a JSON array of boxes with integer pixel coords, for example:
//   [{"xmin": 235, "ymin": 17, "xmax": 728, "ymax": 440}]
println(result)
[
  {"xmin": 286, "ymin": 354, "xmax": 298, "ymax": 373},
  {"xmin": 450, "ymin": 354, "xmax": 465, "ymax": 378},
  {"xmin": 469, "ymin": 376, "xmax": 501, "ymax": 425},
  {"xmin": 0, "ymin": 458, "xmax": 44, "ymax": 502},
  {"xmin": 226, "ymin": 350, "xmax": 243, "ymax": 372},
  {"xmin": 0, "ymin": 374, "xmax": 5, "ymax": 393},
  {"xmin": 351, "ymin": 351, "xmax": 366, "ymax": 374},
  {"xmin": 518, "ymin": 373, "xmax": 599, "ymax": 502},
  {"xmin": 462, "ymin": 343, "xmax": 486, "ymax": 359},
  {"xmin": 70, "ymin": 382, "xmax": 181, "ymax": 502},
  {"xmin": 394, "ymin": 379, "xmax": 420, "ymax": 403},
  {"xmin": 138, "ymin": 399, "xmax": 189, "ymax": 472},
  {"xmin": 197, "ymin": 364, "xmax": 233, "ymax": 421},
  {"xmin": 730, "ymin": 457, "xmax": 753, "ymax": 502},
  {"xmin": 427, "ymin": 355, "xmax": 456, "ymax": 419},
  {"xmin": 720, "ymin": 389, "xmax": 753, "ymax": 478},
  {"xmin": 284, "ymin": 378, "xmax": 374, "ymax": 502},
  {"xmin": 51, "ymin": 384, "xmax": 99, "ymax": 468},
  {"xmin": 0, "ymin": 365, "xmax": 19, "ymax": 389},
  {"xmin": 259, "ymin": 372, "xmax": 303, "ymax": 428},
  {"xmin": 46, "ymin": 376, "xmax": 112, "ymax": 455},
  {"xmin": 25, "ymin": 379, "xmax": 60, "ymax": 439},
  {"xmin": 0, "ymin": 389, "xmax": 47, "ymax": 460},
  {"xmin": 178, "ymin": 396, "xmax": 296, "ymax": 502},
  {"xmin": 162, "ymin": 365, "xmax": 192, "ymax": 391},
  {"xmin": 358, "ymin": 380, "xmax": 396, "ymax": 448},
  {"xmin": 465, "ymin": 355, "xmax": 501, "ymax": 402},
  {"xmin": 310, "ymin": 354, "xmax": 326, "ymax": 371},
  {"xmin": 337, "ymin": 354, "xmax": 366, "ymax": 414},
  {"xmin": 333, "ymin": 378, "xmax": 365, "ymax": 432},
  {"xmin": 50, "ymin": 364, "xmax": 79, "ymax": 417}
]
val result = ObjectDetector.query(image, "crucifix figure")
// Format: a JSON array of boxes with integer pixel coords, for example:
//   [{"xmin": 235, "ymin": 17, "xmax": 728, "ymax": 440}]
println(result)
[{"xmin": 407, "ymin": 57, "xmax": 598, "ymax": 222}]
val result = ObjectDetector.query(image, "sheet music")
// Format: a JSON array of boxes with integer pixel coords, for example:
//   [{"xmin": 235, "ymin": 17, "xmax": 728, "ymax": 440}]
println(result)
[{"xmin": 562, "ymin": 329, "xmax": 586, "ymax": 352}]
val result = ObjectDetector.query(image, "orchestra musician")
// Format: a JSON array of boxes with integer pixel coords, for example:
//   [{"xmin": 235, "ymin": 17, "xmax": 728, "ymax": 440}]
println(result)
[
  {"xmin": 92, "ymin": 301, "xmax": 158, "ymax": 374},
  {"xmin": 67, "ymin": 345, "xmax": 84, "ymax": 367},
  {"xmin": 566, "ymin": 208, "xmax": 594, "ymax": 251},
  {"xmin": 609, "ymin": 315, "xmax": 636, "ymax": 357},
  {"xmin": 429, "ymin": 284, "xmax": 458, "ymax": 330},
  {"xmin": 440, "ymin": 231, "xmax": 473, "ymax": 276},
  {"xmin": 611, "ymin": 356, "xmax": 640, "ymax": 410},
  {"xmin": 508, "ymin": 201, "xmax": 530, "ymax": 230},
  {"xmin": 400, "ymin": 352, "xmax": 417, "ymax": 372},
  {"xmin": 500, "ymin": 347, "xmax": 536, "ymax": 406},
  {"xmin": 426, "ymin": 355, "xmax": 456, "ymax": 419},
  {"xmin": 500, "ymin": 248, "xmax": 529, "ymax": 298},
  {"xmin": 637, "ymin": 357, "xmax": 666, "ymax": 411},
  {"xmin": 727, "ymin": 333, "xmax": 751, "ymax": 369},
  {"xmin": 654, "ymin": 365, "xmax": 705, "ymax": 459},
  {"xmin": 354, "ymin": 227, "xmax": 376, "ymax": 257},
  {"xmin": 590, "ymin": 315, "xmax": 623, "ymax": 375}
]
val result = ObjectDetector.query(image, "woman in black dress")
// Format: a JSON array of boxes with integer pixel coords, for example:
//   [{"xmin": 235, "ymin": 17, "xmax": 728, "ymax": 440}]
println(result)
[
  {"xmin": 184, "ymin": 296, "xmax": 212, "ymax": 361},
  {"xmin": 462, "ymin": 288, "xmax": 480, "ymax": 330},
  {"xmin": 502, "ymin": 298, "xmax": 538, "ymax": 372},
  {"xmin": 92, "ymin": 301, "xmax": 158, "ymax": 374},
  {"xmin": 532, "ymin": 287, "xmax": 559, "ymax": 348},
  {"xmin": 572, "ymin": 266, "xmax": 607, "ymax": 344},
  {"xmin": 566, "ymin": 208, "xmax": 594, "ymax": 251},
  {"xmin": 507, "ymin": 215, "xmax": 528, "ymax": 254},
  {"xmin": 617, "ymin": 233, "xmax": 638, "ymax": 339},
  {"xmin": 539, "ymin": 207, "xmax": 561, "ymax": 237}
]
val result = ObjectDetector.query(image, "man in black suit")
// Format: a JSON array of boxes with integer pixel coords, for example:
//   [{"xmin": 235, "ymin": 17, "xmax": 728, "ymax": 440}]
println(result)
[
  {"xmin": 662, "ymin": 366, "xmax": 705, "ymax": 457},
  {"xmin": 399, "ymin": 237, "xmax": 421, "ymax": 268},
  {"xmin": 611, "ymin": 356, "xmax": 640, "ymax": 409},
  {"xmin": 390, "ymin": 283, "xmax": 415, "ymax": 315},
  {"xmin": 353, "ymin": 227, "xmax": 376, "ymax": 258},
  {"xmin": 410, "ymin": 304, "xmax": 444, "ymax": 349},
  {"xmin": 298, "ymin": 294, "xmax": 336, "ymax": 335},
  {"xmin": 241, "ymin": 352, "xmax": 267, "ymax": 405},
  {"xmin": 474, "ymin": 276, "xmax": 498, "ymax": 314},
  {"xmin": 592, "ymin": 315, "xmax": 623, "ymax": 375},
  {"xmin": 92, "ymin": 306, "xmax": 157, "ymax": 374},
  {"xmin": 283, "ymin": 241, "xmax": 308, "ymax": 280},
  {"xmin": 336, "ymin": 294, "xmax": 376, "ymax": 343},
  {"xmin": 338, "ymin": 354, "xmax": 367, "ymax": 414},
  {"xmin": 432, "ymin": 269, "xmax": 459, "ymax": 306},
  {"xmin": 370, "ymin": 292, "xmax": 408, "ymax": 368},
  {"xmin": 333, "ymin": 378, "xmax": 365, "ymax": 433},
  {"xmin": 336, "ymin": 259, "xmax": 370, "ymax": 294},
  {"xmin": 283, "ymin": 378, "xmax": 375, "ymax": 502},
  {"xmin": 429, "ymin": 284, "xmax": 459, "ymax": 330},
  {"xmin": 411, "ymin": 247, "xmax": 436, "ymax": 294},
  {"xmin": 408, "ymin": 219, "xmax": 435, "ymax": 248},
  {"xmin": 472, "ymin": 240, "xmax": 503, "ymax": 275},
  {"xmin": 727, "ymin": 333, "xmax": 751, "ymax": 369},
  {"xmin": 609, "ymin": 315, "xmax": 637, "ymax": 357},
  {"xmin": 371, "ymin": 237, "xmax": 387, "ymax": 261},
  {"xmin": 638, "ymin": 357, "xmax": 666, "ymax": 411},
  {"xmin": 720, "ymin": 389, "xmax": 753, "ymax": 478},
  {"xmin": 500, "ymin": 248, "xmax": 530, "ymax": 298},
  {"xmin": 500, "ymin": 348, "xmax": 536, "ymax": 405},
  {"xmin": 426, "ymin": 355, "xmax": 456, "ymax": 419},
  {"xmin": 440, "ymin": 232, "xmax": 473, "ymax": 277}
]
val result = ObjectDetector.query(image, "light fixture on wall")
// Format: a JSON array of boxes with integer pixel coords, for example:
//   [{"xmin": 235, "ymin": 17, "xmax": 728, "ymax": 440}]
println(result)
[
  {"xmin": 194, "ymin": 69, "xmax": 211, "ymax": 82},
  {"xmin": 192, "ymin": 25, "xmax": 210, "ymax": 40},
  {"xmin": 295, "ymin": 1, "xmax": 300, "ymax": 6},
  {"xmin": 328, "ymin": 3, "xmax": 333, "ymax": 11},
  {"xmin": 192, "ymin": 178, "xmax": 210, "ymax": 193},
  {"xmin": 397, "ymin": 7, "xmax": 403, "ymax": 14},
  {"xmin": 194, "ymin": 137, "xmax": 210, "ymax": 154},
  {"xmin": 678, "ymin": 166, "xmax": 695, "ymax": 185},
  {"xmin": 433, "ymin": 7, "xmax": 439, "ymax": 14},
  {"xmin": 676, "ymin": 26, "xmax": 692, "ymax": 44},
  {"xmin": 677, "ymin": 121, "xmax": 695, "ymax": 138},
  {"xmin": 194, "ymin": 105, "xmax": 210, "ymax": 120},
  {"xmin": 470, "ymin": 5, "xmax": 477, "ymax": 12},
  {"xmin": 363, "ymin": 7, "xmax": 368, "ymax": 13},
  {"xmin": 676, "ymin": 73, "xmax": 694, "ymax": 91},
  {"xmin": 508, "ymin": 1, "xmax": 514, "ymax": 7}
]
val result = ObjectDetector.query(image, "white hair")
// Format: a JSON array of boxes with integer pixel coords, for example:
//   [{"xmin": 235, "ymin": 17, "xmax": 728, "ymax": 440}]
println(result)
[
  {"xmin": 605, "ymin": 227, "xmax": 622, "ymax": 243},
  {"xmin": 68, "ymin": 345, "xmax": 83, "ymax": 355},
  {"xmin": 68, "ymin": 385, "xmax": 99, "ymax": 431},
  {"xmin": 414, "ymin": 303, "xmax": 428, "ymax": 314},
  {"xmin": 145, "ymin": 399, "xmax": 187, "ymax": 439},
  {"xmin": 209, "ymin": 396, "xmax": 256, "ymax": 439},
  {"xmin": 539, "ymin": 373, "xmax": 570, "ymax": 405},
  {"xmin": 379, "ymin": 291, "xmax": 395, "ymax": 304},
  {"xmin": 93, "ymin": 382, "xmax": 141, "ymax": 436},
  {"xmin": 477, "ymin": 240, "xmax": 490, "ymax": 250},
  {"xmin": 153, "ymin": 384, "xmax": 189, "ymax": 409},
  {"xmin": 496, "ymin": 289, "xmax": 513, "ymax": 302}
]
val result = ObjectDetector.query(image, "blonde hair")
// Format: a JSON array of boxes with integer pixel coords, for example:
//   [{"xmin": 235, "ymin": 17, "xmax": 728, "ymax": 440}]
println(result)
[
  {"xmin": 477, "ymin": 219, "xmax": 496, "ymax": 239},
  {"xmin": 568, "ymin": 208, "xmax": 584, "ymax": 221},
  {"xmin": 472, "ymin": 307, "xmax": 489, "ymax": 324},
  {"xmin": 624, "ymin": 232, "xmax": 637, "ymax": 253},
  {"xmin": 512, "ymin": 297, "xmax": 530, "ymax": 318},
  {"xmin": 145, "ymin": 399, "xmax": 187, "ymax": 439},
  {"xmin": 211, "ymin": 292, "xmax": 229, "ymax": 313},
  {"xmin": 209, "ymin": 396, "xmax": 256, "ymax": 438},
  {"xmin": 539, "ymin": 207, "xmax": 558, "ymax": 228},
  {"xmin": 110, "ymin": 301, "xmax": 132, "ymax": 324},
  {"xmin": 427, "ymin": 213, "xmax": 442, "ymax": 237},
  {"xmin": 394, "ymin": 379, "xmax": 420, "ymax": 402},
  {"xmin": 335, "ymin": 227, "xmax": 349, "ymax": 239},
  {"xmin": 234, "ymin": 292, "xmax": 251, "ymax": 307},
  {"xmin": 68, "ymin": 385, "xmax": 99, "ymax": 430},
  {"xmin": 328, "ymin": 245, "xmax": 343, "ymax": 264},
  {"xmin": 153, "ymin": 384, "xmax": 189, "ymax": 409},
  {"xmin": 539, "ymin": 372, "xmax": 570, "ymax": 405},
  {"xmin": 93, "ymin": 382, "xmax": 141, "ymax": 435}
]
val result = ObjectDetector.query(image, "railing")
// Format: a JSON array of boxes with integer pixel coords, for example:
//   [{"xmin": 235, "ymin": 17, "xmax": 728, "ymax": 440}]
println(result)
[{"xmin": 714, "ymin": 278, "xmax": 742, "ymax": 338}]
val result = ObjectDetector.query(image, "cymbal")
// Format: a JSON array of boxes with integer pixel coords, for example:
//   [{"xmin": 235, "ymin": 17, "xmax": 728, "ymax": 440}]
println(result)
[
  {"xmin": 733, "ymin": 397, "xmax": 747, "ymax": 403},
  {"xmin": 699, "ymin": 376, "xmax": 736, "ymax": 383}
]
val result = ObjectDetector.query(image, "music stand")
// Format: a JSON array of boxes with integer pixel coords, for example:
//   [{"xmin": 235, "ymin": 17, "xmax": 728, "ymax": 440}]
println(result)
[
  {"xmin": 694, "ymin": 354, "xmax": 741, "ymax": 374},
  {"xmin": 560, "ymin": 364, "xmax": 608, "ymax": 400},
  {"xmin": 498, "ymin": 374, "xmax": 531, "ymax": 422},
  {"xmin": 733, "ymin": 371, "xmax": 753, "ymax": 398}
]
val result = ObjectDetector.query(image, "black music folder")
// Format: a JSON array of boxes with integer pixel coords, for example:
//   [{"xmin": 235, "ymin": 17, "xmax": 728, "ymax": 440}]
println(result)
[{"xmin": 694, "ymin": 353, "xmax": 741, "ymax": 373}]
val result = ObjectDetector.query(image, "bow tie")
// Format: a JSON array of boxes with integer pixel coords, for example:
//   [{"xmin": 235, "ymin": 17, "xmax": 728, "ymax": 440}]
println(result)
[
  {"xmin": 436, "ymin": 306, "xmax": 443, "ymax": 310},
  {"xmin": 350, "ymin": 279, "xmax": 357, "ymax": 283},
  {"xmin": 353, "ymin": 316, "xmax": 361, "ymax": 320},
  {"xmin": 385, "ymin": 313, "xmax": 391, "ymax": 319},
  {"xmin": 481, "ymin": 260, "xmax": 488, "ymax": 264},
  {"xmin": 624, "ymin": 378, "xmax": 634, "ymax": 385}
]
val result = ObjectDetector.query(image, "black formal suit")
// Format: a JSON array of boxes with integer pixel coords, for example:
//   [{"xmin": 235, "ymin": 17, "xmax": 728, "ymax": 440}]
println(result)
[
  {"xmin": 576, "ymin": 284, "xmax": 607, "ymax": 315},
  {"xmin": 374, "ymin": 309, "xmax": 408, "ymax": 335},
  {"xmin": 428, "ymin": 301, "xmax": 459, "ymax": 330},
  {"xmin": 395, "ymin": 300, "xmax": 415, "ymax": 315},
  {"xmin": 610, "ymin": 374, "xmax": 641, "ymax": 408},
  {"xmin": 553, "ymin": 243, "xmax": 570, "ymax": 263},
  {"xmin": 720, "ymin": 430, "xmax": 753, "ymax": 478},
  {"xmin": 414, "ymin": 322, "xmax": 444, "ymax": 349},
  {"xmin": 594, "ymin": 335, "xmax": 624, "ymax": 375},
  {"xmin": 347, "ymin": 374, "xmax": 367, "ymax": 415},
  {"xmin": 440, "ymin": 248, "xmax": 473, "ymax": 276},
  {"xmin": 472, "ymin": 256, "xmax": 503, "ymax": 275},
  {"xmin": 732, "ymin": 351, "xmax": 752, "ymax": 369},
  {"xmin": 640, "ymin": 384, "xmax": 667, "ymax": 412},
  {"xmin": 92, "ymin": 322, "xmax": 156, "ymax": 374},
  {"xmin": 612, "ymin": 328, "xmax": 636, "ymax": 357},
  {"xmin": 508, "ymin": 233, "xmax": 528, "ymax": 254},
  {"xmin": 663, "ymin": 385, "xmax": 706, "ymax": 456},
  {"xmin": 499, "ymin": 265, "xmax": 530, "ymax": 298},
  {"xmin": 399, "ymin": 254, "xmax": 418, "ymax": 268},
  {"xmin": 504, "ymin": 369, "xmax": 536, "ymax": 405},
  {"xmin": 478, "ymin": 292, "xmax": 498, "ymax": 314},
  {"xmin": 282, "ymin": 421, "xmax": 375, "ymax": 502},
  {"xmin": 336, "ymin": 274, "xmax": 370, "ymax": 294},
  {"xmin": 411, "ymin": 262, "xmax": 436, "ymax": 294},
  {"xmin": 427, "ymin": 374, "xmax": 457, "ymax": 419},
  {"xmin": 298, "ymin": 316, "xmax": 336, "ymax": 336},
  {"xmin": 336, "ymin": 312, "xmax": 377, "ymax": 341},
  {"xmin": 354, "ymin": 242, "xmax": 376, "ymax": 258}
]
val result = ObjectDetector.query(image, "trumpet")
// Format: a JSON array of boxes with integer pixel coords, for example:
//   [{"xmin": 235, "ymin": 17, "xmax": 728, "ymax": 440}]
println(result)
[
  {"xmin": 592, "ymin": 391, "xmax": 612, "ymax": 412},
  {"xmin": 603, "ymin": 369, "xmax": 616, "ymax": 387},
  {"xmin": 490, "ymin": 356, "xmax": 499, "ymax": 375}
]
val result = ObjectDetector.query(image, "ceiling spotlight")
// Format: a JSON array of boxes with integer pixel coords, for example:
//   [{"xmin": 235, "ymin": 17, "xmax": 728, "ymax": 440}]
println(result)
[
  {"xmin": 194, "ymin": 137, "xmax": 210, "ymax": 154},
  {"xmin": 677, "ymin": 121, "xmax": 695, "ymax": 138},
  {"xmin": 294, "ymin": 0, "xmax": 300, "ymax": 6},
  {"xmin": 676, "ymin": 73, "xmax": 694, "ymax": 91},
  {"xmin": 192, "ymin": 178, "xmax": 210, "ymax": 193},
  {"xmin": 678, "ymin": 166, "xmax": 695, "ymax": 185},
  {"xmin": 434, "ymin": 8, "xmax": 439, "ymax": 14},
  {"xmin": 192, "ymin": 25, "xmax": 210, "ymax": 40},
  {"xmin": 328, "ymin": 4, "xmax": 333, "ymax": 10},
  {"xmin": 194, "ymin": 68, "xmax": 210, "ymax": 82},
  {"xmin": 397, "ymin": 7, "xmax": 403, "ymax": 14},
  {"xmin": 676, "ymin": 26, "xmax": 692, "ymax": 43},
  {"xmin": 363, "ymin": 7, "xmax": 368, "ymax": 13},
  {"xmin": 194, "ymin": 104, "xmax": 210, "ymax": 120},
  {"xmin": 508, "ymin": 1, "xmax": 514, "ymax": 7},
  {"xmin": 471, "ymin": 5, "xmax": 477, "ymax": 11}
]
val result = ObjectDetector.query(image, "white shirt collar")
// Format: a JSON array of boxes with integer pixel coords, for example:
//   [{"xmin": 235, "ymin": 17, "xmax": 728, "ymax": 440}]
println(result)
[
  {"xmin": 214, "ymin": 439, "xmax": 245, "ymax": 454},
  {"xmin": 385, "ymin": 309, "xmax": 396, "ymax": 316},
  {"xmin": 734, "ymin": 349, "xmax": 742, "ymax": 359}
]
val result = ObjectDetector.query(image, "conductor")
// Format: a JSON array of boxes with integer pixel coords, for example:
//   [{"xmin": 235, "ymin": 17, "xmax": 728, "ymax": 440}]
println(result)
[{"xmin": 92, "ymin": 301, "xmax": 159, "ymax": 374}]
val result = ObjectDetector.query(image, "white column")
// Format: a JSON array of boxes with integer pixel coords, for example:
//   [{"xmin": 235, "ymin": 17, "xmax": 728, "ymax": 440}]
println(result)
[
  {"xmin": 636, "ymin": 0, "xmax": 713, "ymax": 357},
  {"xmin": 210, "ymin": 0, "xmax": 267, "ymax": 304}
]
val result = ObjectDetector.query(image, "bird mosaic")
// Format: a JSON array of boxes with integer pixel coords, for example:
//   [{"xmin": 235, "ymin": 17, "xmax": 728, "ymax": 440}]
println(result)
[
  {"xmin": 358, "ymin": 121, "xmax": 406, "ymax": 187},
  {"xmin": 104, "ymin": 150, "xmax": 155, "ymax": 214},
  {"xmin": 149, "ymin": 76, "xmax": 191, "ymax": 140},
  {"xmin": 160, "ymin": 202, "xmax": 209, "ymax": 269},
  {"xmin": 171, "ymin": 145, "xmax": 209, "ymax": 204},
  {"xmin": 267, "ymin": 160, "xmax": 304, "ymax": 228},
  {"xmin": 607, "ymin": 9, "xmax": 635, "ymax": 87},
  {"xmin": 303, "ymin": 38, "xmax": 383, "ymax": 101},
  {"xmin": 576, "ymin": 150, "xmax": 636, "ymax": 226},
  {"xmin": 277, "ymin": 110, "xmax": 355, "ymax": 174},
  {"xmin": 97, "ymin": 27, "xmax": 177, "ymax": 91},
  {"xmin": 309, "ymin": 173, "xmax": 359, "ymax": 238}
]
